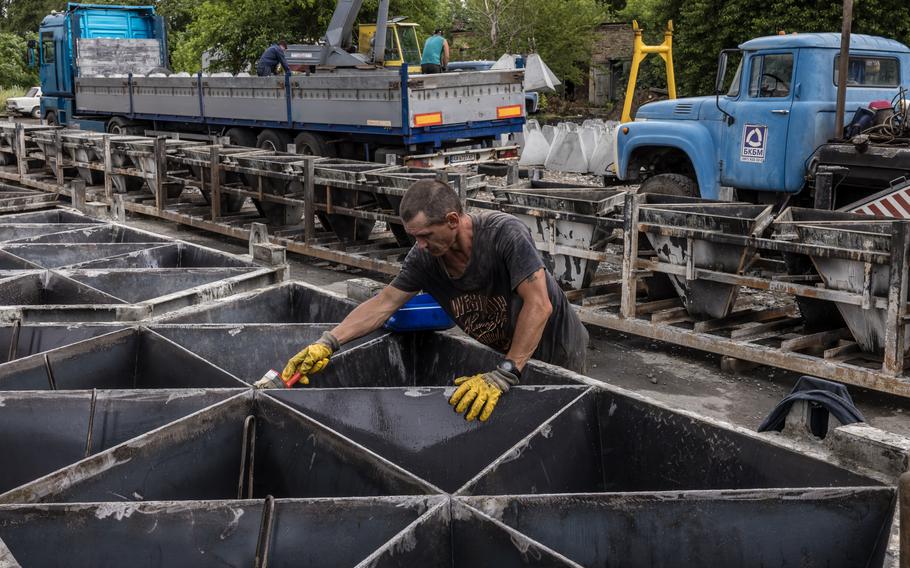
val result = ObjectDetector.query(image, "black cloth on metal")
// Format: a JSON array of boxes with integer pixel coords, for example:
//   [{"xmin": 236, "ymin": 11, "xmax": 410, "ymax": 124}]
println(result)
[{"xmin": 758, "ymin": 376, "xmax": 865, "ymax": 434}]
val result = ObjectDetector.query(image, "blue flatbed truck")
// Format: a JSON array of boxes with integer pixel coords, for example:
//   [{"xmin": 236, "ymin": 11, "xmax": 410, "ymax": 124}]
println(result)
[
  {"xmin": 613, "ymin": 33, "xmax": 910, "ymax": 209},
  {"xmin": 32, "ymin": 3, "xmax": 525, "ymax": 163}
]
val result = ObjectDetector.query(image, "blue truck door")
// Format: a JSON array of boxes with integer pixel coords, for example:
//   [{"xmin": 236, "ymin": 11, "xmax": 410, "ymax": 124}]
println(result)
[
  {"xmin": 38, "ymin": 29, "xmax": 61, "ymax": 96},
  {"xmin": 721, "ymin": 51, "xmax": 796, "ymax": 192}
]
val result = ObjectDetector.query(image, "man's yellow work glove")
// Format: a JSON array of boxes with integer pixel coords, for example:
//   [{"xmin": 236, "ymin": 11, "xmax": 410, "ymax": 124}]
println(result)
[
  {"xmin": 280, "ymin": 331, "xmax": 339, "ymax": 385},
  {"xmin": 448, "ymin": 365, "xmax": 519, "ymax": 422}
]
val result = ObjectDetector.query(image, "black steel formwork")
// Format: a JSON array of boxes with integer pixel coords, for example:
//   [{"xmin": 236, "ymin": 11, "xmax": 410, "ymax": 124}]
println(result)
[
  {"xmin": 0, "ymin": 207, "xmax": 284, "ymax": 321},
  {"xmin": 0, "ymin": 275, "xmax": 897, "ymax": 567}
]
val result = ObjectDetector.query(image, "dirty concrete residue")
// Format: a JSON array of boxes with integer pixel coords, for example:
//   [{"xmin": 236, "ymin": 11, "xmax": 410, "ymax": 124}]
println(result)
[
  {"xmin": 218, "ymin": 507, "xmax": 244, "ymax": 540},
  {"xmin": 94, "ymin": 502, "xmax": 141, "ymax": 521},
  {"xmin": 403, "ymin": 388, "xmax": 434, "ymax": 398}
]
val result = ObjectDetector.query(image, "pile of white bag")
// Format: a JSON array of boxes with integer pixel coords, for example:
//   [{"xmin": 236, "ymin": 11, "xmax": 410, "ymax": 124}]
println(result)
[{"xmin": 519, "ymin": 119, "xmax": 618, "ymax": 175}]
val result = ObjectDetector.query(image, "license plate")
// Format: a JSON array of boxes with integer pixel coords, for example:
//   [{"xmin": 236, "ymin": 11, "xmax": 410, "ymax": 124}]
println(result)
[{"xmin": 449, "ymin": 152, "xmax": 477, "ymax": 164}]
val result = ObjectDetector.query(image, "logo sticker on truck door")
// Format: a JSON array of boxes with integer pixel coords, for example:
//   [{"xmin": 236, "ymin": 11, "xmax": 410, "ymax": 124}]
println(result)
[{"xmin": 740, "ymin": 124, "xmax": 767, "ymax": 163}]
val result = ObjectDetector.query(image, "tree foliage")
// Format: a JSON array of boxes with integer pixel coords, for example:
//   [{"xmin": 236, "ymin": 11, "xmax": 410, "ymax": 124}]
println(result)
[
  {"xmin": 0, "ymin": 31, "xmax": 37, "ymax": 87},
  {"xmin": 620, "ymin": 0, "xmax": 910, "ymax": 96},
  {"xmin": 457, "ymin": 0, "xmax": 609, "ymax": 85}
]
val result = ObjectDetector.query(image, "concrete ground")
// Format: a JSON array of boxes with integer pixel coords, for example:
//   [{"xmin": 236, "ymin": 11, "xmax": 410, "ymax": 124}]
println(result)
[{"xmin": 126, "ymin": 214, "xmax": 910, "ymax": 438}]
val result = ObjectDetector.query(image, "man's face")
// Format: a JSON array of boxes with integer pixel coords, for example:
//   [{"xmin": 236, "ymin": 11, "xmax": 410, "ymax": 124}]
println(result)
[{"xmin": 404, "ymin": 211, "xmax": 458, "ymax": 257}]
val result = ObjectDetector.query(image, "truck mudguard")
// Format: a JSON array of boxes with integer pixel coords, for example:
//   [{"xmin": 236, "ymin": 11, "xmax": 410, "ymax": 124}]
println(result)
[{"xmin": 616, "ymin": 120, "xmax": 720, "ymax": 199}]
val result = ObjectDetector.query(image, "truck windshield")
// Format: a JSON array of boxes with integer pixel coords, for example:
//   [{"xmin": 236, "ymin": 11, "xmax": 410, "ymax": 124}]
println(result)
[
  {"xmin": 399, "ymin": 27, "xmax": 421, "ymax": 66},
  {"xmin": 25, "ymin": 87, "xmax": 39, "ymax": 97},
  {"xmin": 834, "ymin": 56, "xmax": 899, "ymax": 87}
]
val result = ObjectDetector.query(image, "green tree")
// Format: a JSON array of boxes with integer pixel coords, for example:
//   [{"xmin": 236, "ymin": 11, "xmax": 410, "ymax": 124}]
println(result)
[
  {"xmin": 0, "ymin": 0, "xmax": 66, "ymax": 36},
  {"xmin": 458, "ymin": 0, "xmax": 609, "ymax": 85},
  {"xmin": 0, "ymin": 31, "xmax": 38, "ymax": 87}
]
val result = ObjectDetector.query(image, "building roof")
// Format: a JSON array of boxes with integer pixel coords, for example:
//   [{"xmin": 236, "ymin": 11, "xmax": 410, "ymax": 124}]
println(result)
[{"xmin": 740, "ymin": 33, "xmax": 910, "ymax": 53}]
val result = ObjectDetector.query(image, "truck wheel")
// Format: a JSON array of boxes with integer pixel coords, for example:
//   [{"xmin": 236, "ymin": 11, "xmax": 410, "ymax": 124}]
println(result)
[
  {"xmin": 44, "ymin": 111, "xmax": 57, "ymax": 126},
  {"xmin": 256, "ymin": 129, "xmax": 291, "ymax": 152},
  {"xmin": 225, "ymin": 128, "xmax": 257, "ymax": 148},
  {"xmin": 638, "ymin": 173, "xmax": 698, "ymax": 197},
  {"xmin": 292, "ymin": 131, "xmax": 335, "ymax": 157},
  {"xmin": 106, "ymin": 116, "xmax": 142, "ymax": 135},
  {"xmin": 30, "ymin": 107, "xmax": 40, "ymax": 120},
  {"xmin": 254, "ymin": 129, "xmax": 303, "ymax": 225}
]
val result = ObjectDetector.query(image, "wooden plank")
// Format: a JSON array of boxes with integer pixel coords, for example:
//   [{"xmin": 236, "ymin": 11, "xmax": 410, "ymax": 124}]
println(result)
[
  {"xmin": 824, "ymin": 341, "xmax": 860, "ymax": 360},
  {"xmin": 883, "ymin": 221, "xmax": 910, "ymax": 376},
  {"xmin": 209, "ymin": 145, "xmax": 221, "ymax": 222},
  {"xmin": 620, "ymin": 193, "xmax": 641, "ymax": 318},
  {"xmin": 582, "ymin": 292, "xmax": 622, "ymax": 308},
  {"xmin": 636, "ymin": 297, "xmax": 682, "ymax": 316},
  {"xmin": 576, "ymin": 305, "xmax": 910, "ymax": 398},
  {"xmin": 780, "ymin": 328, "xmax": 849, "ymax": 352},
  {"xmin": 694, "ymin": 307, "xmax": 795, "ymax": 333},
  {"xmin": 650, "ymin": 307, "xmax": 691, "ymax": 324},
  {"xmin": 730, "ymin": 317, "xmax": 802, "ymax": 340}
]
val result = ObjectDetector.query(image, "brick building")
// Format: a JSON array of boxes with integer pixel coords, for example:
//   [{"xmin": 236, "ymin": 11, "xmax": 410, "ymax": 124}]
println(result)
[{"xmin": 589, "ymin": 22, "xmax": 633, "ymax": 106}]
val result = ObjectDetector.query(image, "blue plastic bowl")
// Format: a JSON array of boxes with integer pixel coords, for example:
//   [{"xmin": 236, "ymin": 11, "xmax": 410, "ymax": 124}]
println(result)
[{"xmin": 383, "ymin": 293, "xmax": 455, "ymax": 332}]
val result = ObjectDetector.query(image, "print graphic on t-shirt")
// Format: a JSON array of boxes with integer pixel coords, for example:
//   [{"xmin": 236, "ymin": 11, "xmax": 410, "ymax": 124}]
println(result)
[{"xmin": 449, "ymin": 293, "xmax": 510, "ymax": 350}]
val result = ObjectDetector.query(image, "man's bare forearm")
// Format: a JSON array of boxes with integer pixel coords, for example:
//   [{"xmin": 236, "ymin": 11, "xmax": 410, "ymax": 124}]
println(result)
[
  {"xmin": 506, "ymin": 269, "xmax": 553, "ymax": 370},
  {"xmin": 331, "ymin": 287, "xmax": 414, "ymax": 344},
  {"xmin": 506, "ymin": 304, "xmax": 550, "ymax": 370}
]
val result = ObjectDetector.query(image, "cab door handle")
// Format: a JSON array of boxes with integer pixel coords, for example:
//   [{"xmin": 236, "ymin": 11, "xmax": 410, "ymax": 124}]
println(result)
[{"xmin": 771, "ymin": 109, "xmax": 790, "ymax": 115}]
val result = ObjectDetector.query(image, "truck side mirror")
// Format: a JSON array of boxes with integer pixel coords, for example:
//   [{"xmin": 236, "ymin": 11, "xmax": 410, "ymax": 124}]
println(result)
[
  {"xmin": 715, "ymin": 52, "xmax": 729, "ymax": 94},
  {"xmin": 25, "ymin": 39, "xmax": 36, "ymax": 68}
]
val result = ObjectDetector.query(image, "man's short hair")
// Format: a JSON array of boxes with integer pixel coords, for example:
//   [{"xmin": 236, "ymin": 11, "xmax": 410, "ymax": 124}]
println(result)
[
  {"xmin": 433, "ymin": 29, "xmax": 443, "ymax": 35},
  {"xmin": 278, "ymin": 41, "xmax": 288, "ymax": 48},
  {"xmin": 400, "ymin": 179, "xmax": 462, "ymax": 225}
]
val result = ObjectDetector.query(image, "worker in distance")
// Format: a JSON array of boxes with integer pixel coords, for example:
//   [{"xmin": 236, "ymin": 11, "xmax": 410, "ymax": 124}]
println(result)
[
  {"xmin": 256, "ymin": 40, "xmax": 291, "ymax": 76},
  {"xmin": 420, "ymin": 29, "xmax": 449, "ymax": 74},
  {"xmin": 276, "ymin": 179, "xmax": 588, "ymax": 422}
]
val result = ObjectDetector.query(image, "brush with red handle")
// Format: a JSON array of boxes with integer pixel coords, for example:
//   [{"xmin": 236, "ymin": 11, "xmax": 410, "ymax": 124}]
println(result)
[{"xmin": 254, "ymin": 369, "xmax": 303, "ymax": 389}]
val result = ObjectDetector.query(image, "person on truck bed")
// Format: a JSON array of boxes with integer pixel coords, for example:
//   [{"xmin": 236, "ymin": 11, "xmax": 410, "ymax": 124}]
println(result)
[
  {"xmin": 256, "ymin": 41, "xmax": 290, "ymax": 76},
  {"xmin": 274, "ymin": 179, "xmax": 589, "ymax": 423},
  {"xmin": 420, "ymin": 29, "xmax": 449, "ymax": 74}
]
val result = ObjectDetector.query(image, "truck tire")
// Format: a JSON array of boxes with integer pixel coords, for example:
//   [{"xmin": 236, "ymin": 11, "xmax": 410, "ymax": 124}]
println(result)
[
  {"xmin": 253, "ymin": 129, "xmax": 302, "ymax": 225},
  {"xmin": 30, "ymin": 107, "xmax": 40, "ymax": 120},
  {"xmin": 293, "ymin": 131, "xmax": 335, "ymax": 157},
  {"xmin": 639, "ymin": 173, "xmax": 697, "ymax": 197},
  {"xmin": 210, "ymin": 127, "xmax": 250, "ymax": 212},
  {"xmin": 106, "ymin": 116, "xmax": 142, "ymax": 135},
  {"xmin": 256, "ymin": 129, "xmax": 291, "ymax": 152},
  {"xmin": 292, "ymin": 132, "xmax": 376, "ymax": 243},
  {"xmin": 44, "ymin": 111, "xmax": 57, "ymax": 126},
  {"xmin": 225, "ymin": 127, "xmax": 257, "ymax": 148}
]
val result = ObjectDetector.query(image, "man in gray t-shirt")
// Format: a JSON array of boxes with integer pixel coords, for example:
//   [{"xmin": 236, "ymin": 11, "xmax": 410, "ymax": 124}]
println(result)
[{"xmin": 276, "ymin": 179, "xmax": 588, "ymax": 422}]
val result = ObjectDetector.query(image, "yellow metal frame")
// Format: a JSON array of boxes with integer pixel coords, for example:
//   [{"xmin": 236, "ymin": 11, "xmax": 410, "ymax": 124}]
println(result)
[{"xmin": 621, "ymin": 20, "xmax": 676, "ymax": 123}]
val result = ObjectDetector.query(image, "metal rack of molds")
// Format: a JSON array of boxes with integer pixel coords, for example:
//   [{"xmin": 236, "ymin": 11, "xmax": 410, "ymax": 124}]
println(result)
[
  {"xmin": 0, "ymin": 273, "xmax": 903, "ymax": 566},
  {"xmin": 577, "ymin": 196, "xmax": 910, "ymax": 398},
  {"xmin": 474, "ymin": 184, "xmax": 910, "ymax": 398},
  {"xmin": 0, "ymin": 206, "xmax": 286, "ymax": 323},
  {"xmin": 0, "ymin": 124, "xmax": 489, "ymax": 276}
]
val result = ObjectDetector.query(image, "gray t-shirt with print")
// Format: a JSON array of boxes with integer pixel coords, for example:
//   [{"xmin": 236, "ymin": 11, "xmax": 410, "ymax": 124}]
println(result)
[{"xmin": 390, "ymin": 211, "xmax": 588, "ymax": 373}]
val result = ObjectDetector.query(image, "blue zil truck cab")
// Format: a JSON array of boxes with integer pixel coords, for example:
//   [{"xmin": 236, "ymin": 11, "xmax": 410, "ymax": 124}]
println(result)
[
  {"xmin": 31, "ymin": 3, "xmax": 525, "ymax": 161},
  {"xmin": 614, "ymin": 33, "xmax": 910, "ymax": 203}
]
